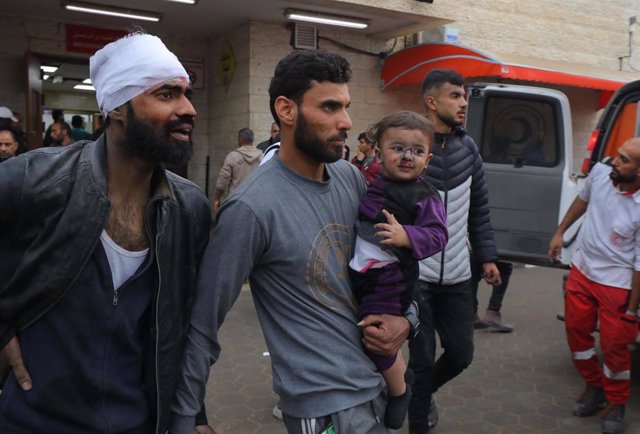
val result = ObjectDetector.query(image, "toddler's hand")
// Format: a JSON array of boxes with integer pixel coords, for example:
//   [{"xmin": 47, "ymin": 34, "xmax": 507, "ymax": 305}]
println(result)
[{"xmin": 375, "ymin": 209, "xmax": 411, "ymax": 249}]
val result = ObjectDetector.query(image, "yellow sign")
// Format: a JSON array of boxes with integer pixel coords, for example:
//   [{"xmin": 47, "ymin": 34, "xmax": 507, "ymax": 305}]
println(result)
[{"xmin": 219, "ymin": 40, "xmax": 236, "ymax": 93}]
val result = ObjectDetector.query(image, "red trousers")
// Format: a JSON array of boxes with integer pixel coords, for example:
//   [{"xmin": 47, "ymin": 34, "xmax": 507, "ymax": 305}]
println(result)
[{"xmin": 565, "ymin": 267, "xmax": 632, "ymax": 405}]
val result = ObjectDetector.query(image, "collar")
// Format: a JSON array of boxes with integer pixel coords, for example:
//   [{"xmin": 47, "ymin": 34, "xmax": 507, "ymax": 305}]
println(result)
[{"xmin": 611, "ymin": 179, "xmax": 640, "ymax": 203}]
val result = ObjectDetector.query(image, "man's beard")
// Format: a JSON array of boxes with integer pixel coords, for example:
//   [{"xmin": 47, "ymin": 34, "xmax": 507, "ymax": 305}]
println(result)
[
  {"xmin": 294, "ymin": 111, "xmax": 346, "ymax": 164},
  {"xmin": 124, "ymin": 106, "xmax": 194, "ymax": 166},
  {"xmin": 439, "ymin": 110, "xmax": 462, "ymax": 128},
  {"xmin": 610, "ymin": 168, "xmax": 637, "ymax": 184}
]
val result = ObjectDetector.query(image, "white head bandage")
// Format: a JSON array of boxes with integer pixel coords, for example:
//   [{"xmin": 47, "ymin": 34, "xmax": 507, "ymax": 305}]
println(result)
[{"xmin": 90, "ymin": 34, "xmax": 188, "ymax": 118}]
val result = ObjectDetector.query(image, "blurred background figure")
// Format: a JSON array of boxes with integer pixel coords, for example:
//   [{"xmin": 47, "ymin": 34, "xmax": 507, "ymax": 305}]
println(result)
[
  {"xmin": 257, "ymin": 122, "xmax": 280, "ymax": 152},
  {"xmin": 213, "ymin": 127, "xmax": 262, "ymax": 214},
  {"xmin": 351, "ymin": 131, "xmax": 380, "ymax": 183},
  {"xmin": 0, "ymin": 128, "xmax": 19, "ymax": 163},
  {"xmin": 50, "ymin": 121, "xmax": 73, "ymax": 146},
  {"xmin": 70, "ymin": 115, "xmax": 92, "ymax": 141},
  {"xmin": 43, "ymin": 109, "xmax": 65, "ymax": 147}
]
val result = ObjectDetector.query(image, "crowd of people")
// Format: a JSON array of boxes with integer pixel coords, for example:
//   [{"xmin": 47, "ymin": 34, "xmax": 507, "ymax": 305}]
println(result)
[{"xmin": 0, "ymin": 31, "xmax": 638, "ymax": 434}]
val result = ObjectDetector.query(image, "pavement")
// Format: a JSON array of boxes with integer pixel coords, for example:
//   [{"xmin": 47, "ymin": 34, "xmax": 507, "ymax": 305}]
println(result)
[{"xmin": 202, "ymin": 264, "xmax": 640, "ymax": 434}]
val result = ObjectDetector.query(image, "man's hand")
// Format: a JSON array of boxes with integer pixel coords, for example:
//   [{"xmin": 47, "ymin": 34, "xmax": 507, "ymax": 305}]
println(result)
[
  {"xmin": 359, "ymin": 314, "xmax": 410, "ymax": 357},
  {"xmin": 375, "ymin": 210, "xmax": 411, "ymax": 249},
  {"xmin": 0, "ymin": 336, "xmax": 32, "ymax": 391},
  {"xmin": 548, "ymin": 232, "xmax": 564, "ymax": 263},
  {"xmin": 482, "ymin": 262, "xmax": 502, "ymax": 286}
]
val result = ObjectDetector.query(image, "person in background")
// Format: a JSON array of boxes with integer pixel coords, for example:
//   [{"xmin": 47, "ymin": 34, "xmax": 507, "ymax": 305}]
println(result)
[
  {"xmin": 10, "ymin": 113, "xmax": 27, "ymax": 155},
  {"xmin": 470, "ymin": 255, "xmax": 514, "ymax": 332},
  {"xmin": 349, "ymin": 111, "xmax": 448, "ymax": 429},
  {"xmin": 212, "ymin": 127, "xmax": 262, "ymax": 214},
  {"xmin": 0, "ymin": 128, "xmax": 19, "ymax": 163},
  {"xmin": 257, "ymin": 121, "xmax": 280, "ymax": 152},
  {"xmin": 70, "ymin": 115, "xmax": 92, "ymax": 141},
  {"xmin": 548, "ymin": 138, "xmax": 640, "ymax": 434},
  {"xmin": 351, "ymin": 131, "xmax": 380, "ymax": 183},
  {"xmin": 43, "ymin": 109, "xmax": 64, "ymax": 147},
  {"xmin": 408, "ymin": 69, "xmax": 502, "ymax": 434},
  {"xmin": 49, "ymin": 121, "xmax": 73, "ymax": 146}
]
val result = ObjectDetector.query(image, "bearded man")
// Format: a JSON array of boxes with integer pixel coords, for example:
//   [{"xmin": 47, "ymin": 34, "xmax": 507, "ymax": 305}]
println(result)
[
  {"xmin": 171, "ymin": 50, "xmax": 418, "ymax": 434},
  {"xmin": 549, "ymin": 138, "xmax": 640, "ymax": 434},
  {"xmin": 0, "ymin": 33, "xmax": 213, "ymax": 434}
]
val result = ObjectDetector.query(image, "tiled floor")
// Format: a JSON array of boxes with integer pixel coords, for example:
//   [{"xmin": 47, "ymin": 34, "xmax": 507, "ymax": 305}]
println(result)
[{"xmin": 204, "ymin": 264, "xmax": 640, "ymax": 433}]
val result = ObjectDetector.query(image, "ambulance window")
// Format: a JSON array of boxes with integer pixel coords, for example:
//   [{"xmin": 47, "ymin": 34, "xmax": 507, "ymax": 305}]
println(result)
[{"xmin": 480, "ymin": 97, "xmax": 558, "ymax": 167}]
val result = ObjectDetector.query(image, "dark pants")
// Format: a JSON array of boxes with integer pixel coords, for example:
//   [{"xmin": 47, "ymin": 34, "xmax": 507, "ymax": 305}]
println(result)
[
  {"xmin": 470, "ymin": 258, "xmax": 513, "ymax": 313},
  {"xmin": 407, "ymin": 280, "xmax": 475, "ymax": 434}
]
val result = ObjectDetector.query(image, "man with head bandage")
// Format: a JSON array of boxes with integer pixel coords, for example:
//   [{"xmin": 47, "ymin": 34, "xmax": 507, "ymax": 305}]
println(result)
[{"xmin": 0, "ymin": 32, "xmax": 214, "ymax": 434}]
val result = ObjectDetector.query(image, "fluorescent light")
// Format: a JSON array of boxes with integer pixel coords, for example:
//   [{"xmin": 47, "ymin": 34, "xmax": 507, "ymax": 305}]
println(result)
[
  {"xmin": 285, "ymin": 9, "xmax": 368, "ymax": 29},
  {"xmin": 74, "ymin": 84, "xmax": 96, "ymax": 91},
  {"xmin": 43, "ymin": 75, "xmax": 50, "ymax": 80},
  {"xmin": 165, "ymin": 0, "xmax": 197, "ymax": 4},
  {"xmin": 83, "ymin": 78, "xmax": 92, "ymax": 84},
  {"xmin": 63, "ymin": 1, "xmax": 162, "ymax": 22},
  {"xmin": 41, "ymin": 65, "xmax": 58, "ymax": 73}
]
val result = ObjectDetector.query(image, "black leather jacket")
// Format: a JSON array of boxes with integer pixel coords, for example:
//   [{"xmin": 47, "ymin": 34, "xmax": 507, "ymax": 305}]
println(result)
[{"xmin": 0, "ymin": 137, "xmax": 211, "ymax": 434}]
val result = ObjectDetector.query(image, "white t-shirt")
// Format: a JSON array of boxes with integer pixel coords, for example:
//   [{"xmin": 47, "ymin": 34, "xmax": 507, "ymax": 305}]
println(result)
[
  {"xmin": 572, "ymin": 163, "xmax": 640, "ymax": 289},
  {"xmin": 100, "ymin": 230, "xmax": 149, "ymax": 290}
]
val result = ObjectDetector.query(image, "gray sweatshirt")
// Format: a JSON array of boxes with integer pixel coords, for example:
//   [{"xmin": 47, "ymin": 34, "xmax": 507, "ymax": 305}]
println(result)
[{"xmin": 171, "ymin": 155, "xmax": 386, "ymax": 431}]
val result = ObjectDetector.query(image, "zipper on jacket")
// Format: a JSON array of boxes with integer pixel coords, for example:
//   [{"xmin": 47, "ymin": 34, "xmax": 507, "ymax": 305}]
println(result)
[
  {"xmin": 438, "ymin": 135, "xmax": 448, "ymax": 286},
  {"xmin": 146, "ymin": 198, "xmax": 163, "ymax": 434}
]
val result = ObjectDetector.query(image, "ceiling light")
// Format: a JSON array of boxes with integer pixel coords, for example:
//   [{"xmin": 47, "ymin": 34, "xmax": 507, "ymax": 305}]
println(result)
[
  {"xmin": 83, "ymin": 78, "xmax": 92, "ymax": 84},
  {"xmin": 164, "ymin": 0, "xmax": 197, "ymax": 4},
  {"xmin": 62, "ymin": 1, "xmax": 162, "ymax": 22},
  {"xmin": 43, "ymin": 75, "xmax": 50, "ymax": 80},
  {"xmin": 285, "ymin": 9, "xmax": 369, "ymax": 29},
  {"xmin": 41, "ymin": 65, "xmax": 58, "ymax": 73},
  {"xmin": 74, "ymin": 84, "xmax": 96, "ymax": 91}
]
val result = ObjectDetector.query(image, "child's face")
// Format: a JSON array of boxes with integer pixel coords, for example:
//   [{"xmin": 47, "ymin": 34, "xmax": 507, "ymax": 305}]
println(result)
[{"xmin": 379, "ymin": 127, "xmax": 432, "ymax": 182}]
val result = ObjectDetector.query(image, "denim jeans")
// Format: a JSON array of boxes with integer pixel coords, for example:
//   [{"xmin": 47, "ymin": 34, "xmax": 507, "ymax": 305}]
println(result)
[
  {"xmin": 407, "ymin": 279, "xmax": 475, "ymax": 434},
  {"xmin": 470, "ymin": 258, "xmax": 513, "ymax": 313}
]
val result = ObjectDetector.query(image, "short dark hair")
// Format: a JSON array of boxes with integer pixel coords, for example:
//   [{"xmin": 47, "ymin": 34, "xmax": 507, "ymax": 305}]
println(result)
[
  {"xmin": 367, "ymin": 111, "xmax": 434, "ymax": 152},
  {"xmin": 71, "ymin": 115, "xmax": 84, "ymax": 128},
  {"xmin": 0, "ymin": 128, "xmax": 17, "ymax": 143},
  {"xmin": 269, "ymin": 50, "xmax": 351, "ymax": 126},
  {"xmin": 238, "ymin": 127, "xmax": 254, "ymax": 144},
  {"xmin": 357, "ymin": 132, "xmax": 372, "ymax": 143},
  {"xmin": 52, "ymin": 109, "xmax": 64, "ymax": 122},
  {"xmin": 421, "ymin": 69, "xmax": 464, "ymax": 96},
  {"xmin": 55, "ymin": 121, "xmax": 71, "ymax": 134}
]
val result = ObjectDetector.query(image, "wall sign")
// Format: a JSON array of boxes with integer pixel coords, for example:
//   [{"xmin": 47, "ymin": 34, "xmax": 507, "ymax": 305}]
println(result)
[
  {"xmin": 219, "ymin": 40, "xmax": 236, "ymax": 93},
  {"xmin": 66, "ymin": 24, "xmax": 127, "ymax": 55}
]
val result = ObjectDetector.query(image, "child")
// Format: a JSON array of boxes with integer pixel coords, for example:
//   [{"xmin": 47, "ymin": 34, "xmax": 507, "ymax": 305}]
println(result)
[{"xmin": 349, "ymin": 111, "xmax": 448, "ymax": 429}]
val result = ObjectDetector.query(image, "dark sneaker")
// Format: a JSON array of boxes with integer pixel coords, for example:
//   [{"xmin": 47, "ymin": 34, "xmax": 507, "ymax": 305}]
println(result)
[
  {"xmin": 385, "ymin": 384, "xmax": 412, "ymax": 429},
  {"xmin": 601, "ymin": 404, "xmax": 626, "ymax": 434},
  {"xmin": 428, "ymin": 397, "xmax": 438, "ymax": 429},
  {"xmin": 572, "ymin": 384, "xmax": 606, "ymax": 417}
]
